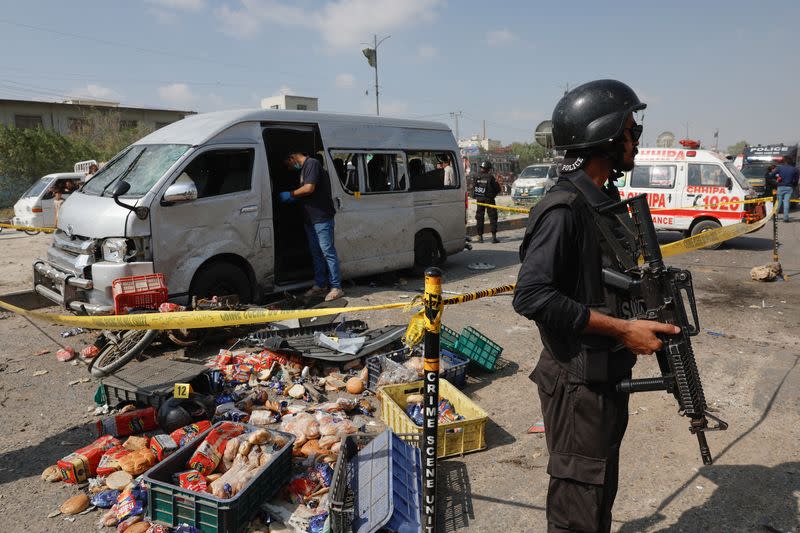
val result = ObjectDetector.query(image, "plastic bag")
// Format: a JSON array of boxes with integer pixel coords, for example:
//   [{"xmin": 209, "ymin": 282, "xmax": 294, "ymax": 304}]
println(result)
[
  {"xmin": 376, "ymin": 356, "xmax": 419, "ymax": 388},
  {"xmin": 313, "ymin": 332, "xmax": 365, "ymax": 355}
]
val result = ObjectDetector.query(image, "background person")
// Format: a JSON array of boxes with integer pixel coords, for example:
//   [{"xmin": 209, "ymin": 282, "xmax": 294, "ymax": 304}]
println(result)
[
  {"xmin": 280, "ymin": 151, "xmax": 344, "ymax": 301},
  {"xmin": 438, "ymin": 153, "xmax": 456, "ymax": 187},
  {"xmin": 768, "ymin": 157, "xmax": 799, "ymax": 222},
  {"xmin": 513, "ymin": 79, "xmax": 679, "ymax": 533},
  {"xmin": 472, "ymin": 160, "xmax": 501, "ymax": 243}
]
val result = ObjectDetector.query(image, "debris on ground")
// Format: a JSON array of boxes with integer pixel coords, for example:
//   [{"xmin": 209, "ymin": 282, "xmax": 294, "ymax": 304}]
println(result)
[{"xmin": 751, "ymin": 262, "xmax": 783, "ymax": 281}]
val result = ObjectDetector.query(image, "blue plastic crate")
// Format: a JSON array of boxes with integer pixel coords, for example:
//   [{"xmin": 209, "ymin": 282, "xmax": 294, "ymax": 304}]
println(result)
[
  {"xmin": 440, "ymin": 349, "xmax": 469, "ymax": 388},
  {"xmin": 352, "ymin": 430, "xmax": 422, "ymax": 533},
  {"xmin": 367, "ymin": 347, "xmax": 469, "ymax": 391}
]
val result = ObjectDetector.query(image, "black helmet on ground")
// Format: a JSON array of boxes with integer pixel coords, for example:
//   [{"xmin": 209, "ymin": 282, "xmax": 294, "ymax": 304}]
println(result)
[
  {"xmin": 157, "ymin": 395, "xmax": 215, "ymax": 433},
  {"xmin": 552, "ymin": 79, "xmax": 646, "ymax": 151},
  {"xmin": 480, "ymin": 160, "xmax": 493, "ymax": 171}
]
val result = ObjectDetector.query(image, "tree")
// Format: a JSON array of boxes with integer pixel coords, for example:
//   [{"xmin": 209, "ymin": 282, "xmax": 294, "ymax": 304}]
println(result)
[
  {"xmin": 0, "ymin": 126, "xmax": 90, "ymax": 207},
  {"xmin": 726, "ymin": 140, "xmax": 748, "ymax": 156},
  {"xmin": 508, "ymin": 142, "xmax": 549, "ymax": 169},
  {"xmin": 67, "ymin": 110, "xmax": 153, "ymax": 161}
]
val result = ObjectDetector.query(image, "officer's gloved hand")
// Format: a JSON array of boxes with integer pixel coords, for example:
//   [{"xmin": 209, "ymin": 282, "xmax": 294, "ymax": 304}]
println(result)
[{"xmin": 279, "ymin": 191, "xmax": 296, "ymax": 204}]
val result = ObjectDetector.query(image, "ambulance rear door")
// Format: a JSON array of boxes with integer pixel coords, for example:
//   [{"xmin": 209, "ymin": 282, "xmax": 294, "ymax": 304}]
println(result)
[{"xmin": 625, "ymin": 162, "xmax": 682, "ymax": 230}]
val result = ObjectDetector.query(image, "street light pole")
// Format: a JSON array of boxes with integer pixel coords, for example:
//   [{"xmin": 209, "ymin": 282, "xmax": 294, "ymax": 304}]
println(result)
[{"xmin": 363, "ymin": 34, "xmax": 391, "ymax": 116}]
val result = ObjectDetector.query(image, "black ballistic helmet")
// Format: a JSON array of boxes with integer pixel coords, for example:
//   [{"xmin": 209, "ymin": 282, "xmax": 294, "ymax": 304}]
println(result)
[
  {"xmin": 480, "ymin": 160, "xmax": 493, "ymax": 171},
  {"xmin": 552, "ymin": 79, "xmax": 646, "ymax": 151}
]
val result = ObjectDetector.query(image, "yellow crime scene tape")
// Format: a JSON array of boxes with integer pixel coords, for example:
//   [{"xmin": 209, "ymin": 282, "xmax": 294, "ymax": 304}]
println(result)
[
  {"xmin": 472, "ymin": 201, "xmax": 529, "ymax": 214},
  {"xmin": 0, "ymin": 286, "xmax": 518, "ymax": 332},
  {"xmin": 660, "ymin": 205, "xmax": 775, "ymax": 258},
  {"xmin": 0, "ymin": 222, "xmax": 56, "ymax": 233}
]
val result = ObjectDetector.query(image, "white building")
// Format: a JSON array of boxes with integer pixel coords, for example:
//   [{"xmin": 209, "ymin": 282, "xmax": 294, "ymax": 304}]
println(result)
[
  {"xmin": 458, "ymin": 135, "xmax": 501, "ymax": 152},
  {"xmin": 260, "ymin": 94, "xmax": 318, "ymax": 111}
]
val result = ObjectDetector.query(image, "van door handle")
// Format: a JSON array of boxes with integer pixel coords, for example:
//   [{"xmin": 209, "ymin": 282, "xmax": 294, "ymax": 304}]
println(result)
[{"xmin": 240, "ymin": 205, "xmax": 258, "ymax": 214}]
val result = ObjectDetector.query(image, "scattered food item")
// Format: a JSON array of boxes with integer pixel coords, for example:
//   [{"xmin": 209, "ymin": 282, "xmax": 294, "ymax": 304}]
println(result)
[
  {"xmin": 288, "ymin": 383, "xmax": 306, "ymax": 399},
  {"xmin": 346, "ymin": 377, "xmax": 364, "ymax": 395},
  {"xmin": 56, "ymin": 347, "xmax": 76, "ymax": 362},
  {"xmin": 80, "ymin": 345, "xmax": 100, "ymax": 359},
  {"xmin": 41, "ymin": 465, "xmax": 62, "ymax": 482},
  {"xmin": 119, "ymin": 448, "xmax": 157, "ymax": 476},
  {"xmin": 106, "ymin": 471, "xmax": 135, "ymax": 491},
  {"xmin": 96, "ymin": 407, "xmax": 158, "ymax": 438},
  {"xmin": 34, "ymin": 349, "xmax": 50, "ymax": 356},
  {"xmin": 68, "ymin": 377, "xmax": 91, "ymax": 386},
  {"xmin": 60, "ymin": 493, "xmax": 90, "ymax": 515},
  {"xmin": 467, "ymin": 262, "xmax": 496, "ymax": 271},
  {"xmin": 123, "ymin": 436, "xmax": 150, "ymax": 452},
  {"xmin": 528, "ymin": 420, "xmax": 546, "ymax": 434},
  {"xmin": 58, "ymin": 435, "xmax": 121, "ymax": 484}
]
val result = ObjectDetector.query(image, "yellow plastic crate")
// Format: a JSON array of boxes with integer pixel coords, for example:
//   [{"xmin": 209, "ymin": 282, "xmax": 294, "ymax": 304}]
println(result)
[{"xmin": 378, "ymin": 379, "xmax": 488, "ymax": 458}]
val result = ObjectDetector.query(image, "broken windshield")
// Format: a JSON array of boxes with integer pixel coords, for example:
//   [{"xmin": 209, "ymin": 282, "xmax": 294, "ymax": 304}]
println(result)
[{"xmin": 81, "ymin": 144, "xmax": 190, "ymax": 198}]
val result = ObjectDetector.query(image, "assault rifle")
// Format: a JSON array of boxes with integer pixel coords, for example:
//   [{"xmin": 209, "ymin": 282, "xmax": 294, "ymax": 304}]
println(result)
[{"xmin": 601, "ymin": 194, "xmax": 728, "ymax": 465}]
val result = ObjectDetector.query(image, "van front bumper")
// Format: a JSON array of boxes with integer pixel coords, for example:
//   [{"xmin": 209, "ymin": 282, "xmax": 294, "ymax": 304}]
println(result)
[{"xmin": 33, "ymin": 259, "xmax": 154, "ymax": 315}]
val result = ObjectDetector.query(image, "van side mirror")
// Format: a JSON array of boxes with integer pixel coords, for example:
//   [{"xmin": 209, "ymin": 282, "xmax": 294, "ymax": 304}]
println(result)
[
  {"xmin": 110, "ymin": 180, "xmax": 131, "ymax": 198},
  {"xmin": 162, "ymin": 180, "xmax": 198, "ymax": 205},
  {"xmin": 111, "ymin": 180, "xmax": 149, "ymax": 220},
  {"xmin": 725, "ymin": 177, "xmax": 733, "ymax": 190}
]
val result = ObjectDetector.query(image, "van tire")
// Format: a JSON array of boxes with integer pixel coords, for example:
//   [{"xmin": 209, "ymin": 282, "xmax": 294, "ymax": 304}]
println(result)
[
  {"xmin": 190, "ymin": 261, "xmax": 252, "ymax": 303},
  {"xmin": 413, "ymin": 231, "xmax": 445, "ymax": 275},
  {"xmin": 690, "ymin": 219, "xmax": 723, "ymax": 250}
]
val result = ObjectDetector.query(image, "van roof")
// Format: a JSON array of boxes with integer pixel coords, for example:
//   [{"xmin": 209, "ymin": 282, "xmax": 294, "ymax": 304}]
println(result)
[
  {"xmin": 135, "ymin": 109, "xmax": 451, "ymax": 147},
  {"xmin": 635, "ymin": 147, "xmax": 726, "ymax": 164}
]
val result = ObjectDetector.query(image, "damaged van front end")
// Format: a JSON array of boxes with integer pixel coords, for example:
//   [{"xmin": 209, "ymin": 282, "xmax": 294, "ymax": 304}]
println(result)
[{"xmin": 34, "ymin": 144, "xmax": 190, "ymax": 315}]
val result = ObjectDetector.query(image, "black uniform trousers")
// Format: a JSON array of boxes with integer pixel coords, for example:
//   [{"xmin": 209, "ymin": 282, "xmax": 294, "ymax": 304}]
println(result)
[
  {"xmin": 475, "ymin": 198, "xmax": 498, "ymax": 235},
  {"xmin": 532, "ymin": 352, "xmax": 630, "ymax": 533}
]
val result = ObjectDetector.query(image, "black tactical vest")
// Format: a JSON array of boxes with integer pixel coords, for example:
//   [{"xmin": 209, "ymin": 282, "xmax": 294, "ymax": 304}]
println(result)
[
  {"xmin": 520, "ymin": 175, "xmax": 637, "ymax": 383},
  {"xmin": 472, "ymin": 175, "xmax": 494, "ymax": 200}
]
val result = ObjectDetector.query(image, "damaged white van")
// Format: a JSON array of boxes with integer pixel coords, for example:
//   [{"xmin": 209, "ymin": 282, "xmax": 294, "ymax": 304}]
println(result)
[{"xmin": 34, "ymin": 110, "xmax": 465, "ymax": 314}]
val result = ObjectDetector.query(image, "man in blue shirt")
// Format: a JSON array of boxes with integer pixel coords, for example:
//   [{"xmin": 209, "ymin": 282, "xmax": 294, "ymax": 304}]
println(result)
[
  {"xmin": 768, "ymin": 157, "xmax": 799, "ymax": 222},
  {"xmin": 280, "ymin": 152, "xmax": 343, "ymax": 301}
]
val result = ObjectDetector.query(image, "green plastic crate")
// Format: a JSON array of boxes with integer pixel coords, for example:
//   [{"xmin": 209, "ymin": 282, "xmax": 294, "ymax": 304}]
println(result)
[
  {"xmin": 455, "ymin": 326, "xmax": 503, "ymax": 372},
  {"xmin": 144, "ymin": 422, "xmax": 294, "ymax": 533},
  {"xmin": 440, "ymin": 325, "xmax": 459, "ymax": 353}
]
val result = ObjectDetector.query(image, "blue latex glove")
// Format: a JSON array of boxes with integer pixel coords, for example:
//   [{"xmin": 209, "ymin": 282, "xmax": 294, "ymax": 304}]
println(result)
[{"xmin": 279, "ymin": 191, "xmax": 296, "ymax": 203}]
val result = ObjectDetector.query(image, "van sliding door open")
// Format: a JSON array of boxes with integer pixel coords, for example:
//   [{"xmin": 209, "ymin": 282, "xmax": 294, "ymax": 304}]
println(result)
[{"xmin": 262, "ymin": 125, "xmax": 326, "ymax": 286}]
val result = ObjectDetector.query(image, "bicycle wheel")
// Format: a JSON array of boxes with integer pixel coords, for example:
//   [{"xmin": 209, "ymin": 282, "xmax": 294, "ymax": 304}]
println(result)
[
  {"xmin": 24, "ymin": 229, "xmax": 41, "ymax": 236},
  {"xmin": 88, "ymin": 329, "xmax": 158, "ymax": 378}
]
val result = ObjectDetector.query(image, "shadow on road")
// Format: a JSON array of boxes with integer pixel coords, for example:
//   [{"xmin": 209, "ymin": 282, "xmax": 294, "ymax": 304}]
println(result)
[
  {"xmin": 0, "ymin": 423, "xmax": 96, "ymax": 486},
  {"xmin": 617, "ymin": 354, "xmax": 799, "ymax": 533},
  {"xmin": 437, "ymin": 460, "xmax": 475, "ymax": 532}
]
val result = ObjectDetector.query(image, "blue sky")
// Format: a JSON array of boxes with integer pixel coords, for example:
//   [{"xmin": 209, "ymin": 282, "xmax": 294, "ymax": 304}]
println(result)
[{"xmin": 1, "ymin": 0, "xmax": 798, "ymax": 149}]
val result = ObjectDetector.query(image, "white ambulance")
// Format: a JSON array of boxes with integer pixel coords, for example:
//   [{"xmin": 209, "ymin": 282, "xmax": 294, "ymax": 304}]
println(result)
[{"xmin": 615, "ymin": 148, "xmax": 765, "ymax": 246}]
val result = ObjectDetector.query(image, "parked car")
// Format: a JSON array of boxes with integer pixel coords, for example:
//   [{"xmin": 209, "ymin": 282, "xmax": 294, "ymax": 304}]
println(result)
[
  {"xmin": 511, "ymin": 164, "xmax": 558, "ymax": 204},
  {"xmin": 12, "ymin": 172, "xmax": 84, "ymax": 229}
]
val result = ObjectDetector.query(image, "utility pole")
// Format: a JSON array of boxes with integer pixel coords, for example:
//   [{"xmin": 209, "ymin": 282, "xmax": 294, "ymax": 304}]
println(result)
[
  {"xmin": 362, "ymin": 34, "xmax": 391, "ymax": 115},
  {"xmin": 713, "ymin": 129, "xmax": 719, "ymax": 151},
  {"xmin": 450, "ymin": 111, "xmax": 462, "ymax": 141},
  {"xmin": 684, "ymin": 121, "xmax": 690, "ymax": 139}
]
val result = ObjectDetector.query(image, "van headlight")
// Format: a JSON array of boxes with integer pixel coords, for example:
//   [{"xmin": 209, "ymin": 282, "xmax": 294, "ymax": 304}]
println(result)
[{"xmin": 102, "ymin": 238, "xmax": 128, "ymax": 262}]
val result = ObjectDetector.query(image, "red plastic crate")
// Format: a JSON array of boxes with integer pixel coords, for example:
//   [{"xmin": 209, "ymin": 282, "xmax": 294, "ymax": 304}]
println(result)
[{"xmin": 112, "ymin": 273, "xmax": 168, "ymax": 315}]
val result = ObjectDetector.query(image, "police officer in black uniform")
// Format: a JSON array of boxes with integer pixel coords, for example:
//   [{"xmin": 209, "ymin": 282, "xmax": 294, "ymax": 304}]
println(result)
[
  {"xmin": 512, "ymin": 80, "xmax": 680, "ymax": 533},
  {"xmin": 472, "ymin": 160, "xmax": 501, "ymax": 243}
]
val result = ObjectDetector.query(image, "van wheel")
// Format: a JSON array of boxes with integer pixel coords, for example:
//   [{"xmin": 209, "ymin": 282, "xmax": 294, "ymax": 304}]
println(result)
[
  {"xmin": 413, "ymin": 231, "xmax": 445, "ymax": 275},
  {"xmin": 690, "ymin": 220, "xmax": 723, "ymax": 250},
  {"xmin": 191, "ymin": 261, "xmax": 252, "ymax": 303}
]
